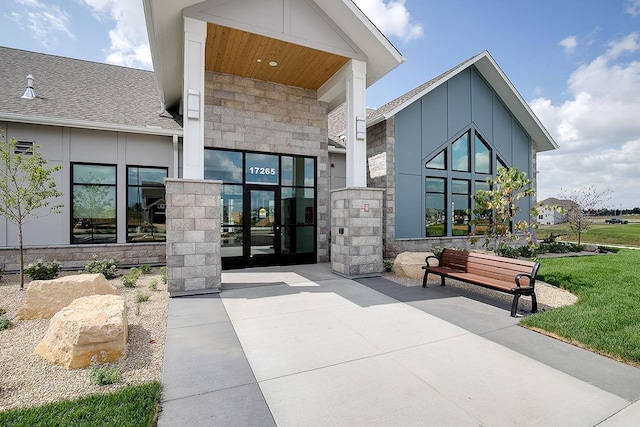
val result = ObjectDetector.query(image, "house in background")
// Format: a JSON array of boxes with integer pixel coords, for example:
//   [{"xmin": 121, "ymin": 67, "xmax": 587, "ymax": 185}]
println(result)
[
  {"xmin": 329, "ymin": 51, "xmax": 558, "ymax": 258},
  {"xmin": 538, "ymin": 198, "xmax": 576, "ymax": 225}
]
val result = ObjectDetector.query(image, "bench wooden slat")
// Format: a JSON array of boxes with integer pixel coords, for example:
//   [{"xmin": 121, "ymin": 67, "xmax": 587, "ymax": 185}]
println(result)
[{"xmin": 422, "ymin": 248, "xmax": 539, "ymax": 317}]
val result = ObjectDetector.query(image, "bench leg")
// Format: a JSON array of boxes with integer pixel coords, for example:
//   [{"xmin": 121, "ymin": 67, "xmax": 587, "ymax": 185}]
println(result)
[
  {"xmin": 510, "ymin": 294, "xmax": 521, "ymax": 317},
  {"xmin": 422, "ymin": 271, "xmax": 429, "ymax": 288},
  {"xmin": 440, "ymin": 276, "xmax": 446, "ymax": 287},
  {"xmin": 531, "ymin": 292, "xmax": 538, "ymax": 313}
]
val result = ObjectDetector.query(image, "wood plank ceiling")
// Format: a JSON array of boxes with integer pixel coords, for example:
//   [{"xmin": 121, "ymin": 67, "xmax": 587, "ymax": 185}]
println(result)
[{"xmin": 205, "ymin": 23, "xmax": 350, "ymax": 90}]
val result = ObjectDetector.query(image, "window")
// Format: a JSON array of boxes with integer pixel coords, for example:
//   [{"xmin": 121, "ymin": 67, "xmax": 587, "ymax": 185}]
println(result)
[
  {"xmin": 127, "ymin": 167, "xmax": 167, "ymax": 242},
  {"xmin": 425, "ymin": 177, "xmax": 446, "ymax": 237},
  {"xmin": 475, "ymin": 134, "xmax": 491, "ymax": 174},
  {"xmin": 281, "ymin": 157, "xmax": 316, "ymax": 254},
  {"xmin": 452, "ymin": 179, "xmax": 470, "ymax": 235},
  {"xmin": 204, "ymin": 150, "xmax": 243, "ymax": 183},
  {"xmin": 245, "ymin": 153, "xmax": 279, "ymax": 185},
  {"xmin": 423, "ymin": 129, "xmax": 509, "ymax": 237},
  {"xmin": 452, "ymin": 133, "xmax": 470, "ymax": 172},
  {"xmin": 72, "ymin": 164, "xmax": 116, "ymax": 243}
]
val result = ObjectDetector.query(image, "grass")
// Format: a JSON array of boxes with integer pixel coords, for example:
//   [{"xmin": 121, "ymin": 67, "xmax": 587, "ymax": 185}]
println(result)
[
  {"xmin": 0, "ymin": 381, "xmax": 161, "ymax": 427},
  {"xmin": 537, "ymin": 221, "xmax": 640, "ymax": 247},
  {"xmin": 521, "ymin": 249, "xmax": 640, "ymax": 366}
]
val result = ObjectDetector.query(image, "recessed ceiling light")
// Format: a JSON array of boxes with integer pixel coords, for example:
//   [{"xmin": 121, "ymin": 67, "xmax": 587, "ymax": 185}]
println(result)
[
  {"xmin": 257, "ymin": 59, "xmax": 262, "ymax": 63},
  {"xmin": 269, "ymin": 61, "xmax": 278, "ymax": 67}
]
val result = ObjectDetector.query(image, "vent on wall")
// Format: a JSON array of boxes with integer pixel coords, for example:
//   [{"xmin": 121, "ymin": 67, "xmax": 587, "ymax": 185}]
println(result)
[{"xmin": 15, "ymin": 140, "xmax": 34, "ymax": 155}]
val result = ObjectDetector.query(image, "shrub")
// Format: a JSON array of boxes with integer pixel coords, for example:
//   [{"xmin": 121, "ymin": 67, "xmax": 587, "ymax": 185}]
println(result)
[
  {"xmin": 0, "ymin": 316, "xmax": 12, "ymax": 331},
  {"xmin": 160, "ymin": 266, "xmax": 167, "ymax": 284},
  {"xmin": 497, "ymin": 246, "xmax": 520, "ymax": 259},
  {"xmin": 84, "ymin": 255, "xmax": 119, "ymax": 279},
  {"xmin": 89, "ymin": 353, "xmax": 121, "ymax": 386},
  {"xmin": 383, "ymin": 260, "xmax": 393, "ymax": 272},
  {"xmin": 25, "ymin": 259, "xmax": 61, "ymax": 280},
  {"xmin": 121, "ymin": 274, "xmax": 137, "ymax": 288},
  {"xmin": 135, "ymin": 293, "xmax": 150, "ymax": 303},
  {"xmin": 0, "ymin": 266, "xmax": 3, "ymax": 281},
  {"xmin": 0, "ymin": 307, "xmax": 5, "ymax": 316},
  {"xmin": 140, "ymin": 264, "xmax": 152, "ymax": 274},
  {"xmin": 129, "ymin": 267, "xmax": 141, "ymax": 280},
  {"xmin": 148, "ymin": 278, "xmax": 158, "ymax": 291}
]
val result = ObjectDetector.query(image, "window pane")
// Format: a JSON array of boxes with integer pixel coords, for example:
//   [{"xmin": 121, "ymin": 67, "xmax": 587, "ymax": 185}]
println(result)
[
  {"xmin": 127, "ymin": 167, "xmax": 167, "ymax": 243},
  {"xmin": 204, "ymin": 150, "xmax": 243, "ymax": 183},
  {"xmin": 73, "ymin": 164, "xmax": 116, "ymax": 185},
  {"xmin": 475, "ymin": 134, "xmax": 492, "ymax": 174},
  {"xmin": 452, "ymin": 179, "xmax": 469, "ymax": 194},
  {"xmin": 475, "ymin": 181, "xmax": 491, "ymax": 193},
  {"xmin": 426, "ymin": 149, "xmax": 446, "ymax": 170},
  {"xmin": 425, "ymin": 177, "xmax": 445, "ymax": 193},
  {"xmin": 282, "ymin": 156, "xmax": 314, "ymax": 187},
  {"xmin": 221, "ymin": 185, "xmax": 243, "ymax": 258},
  {"xmin": 245, "ymin": 153, "xmax": 279, "ymax": 185},
  {"xmin": 282, "ymin": 187, "xmax": 314, "ymax": 226},
  {"xmin": 426, "ymin": 193, "xmax": 445, "ymax": 237},
  {"xmin": 452, "ymin": 132, "xmax": 470, "ymax": 172},
  {"xmin": 128, "ymin": 167, "xmax": 167, "ymax": 186},
  {"xmin": 498, "ymin": 157, "xmax": 508, "ymax": 170},
  {"xmin": 281, "ymin": 226, "xmax": 314, "ymax": 254},
  {"xmin": 452, "ymin": 193, "xmax": 470, "ymax": 236},
  {"xmin": 72, "ymin": 184, "xmax": 116, "ymax": 243}
]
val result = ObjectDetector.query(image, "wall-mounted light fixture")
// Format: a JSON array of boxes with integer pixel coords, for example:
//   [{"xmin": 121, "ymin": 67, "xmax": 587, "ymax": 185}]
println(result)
[
  {"xmin": 187, "ymin": 89, "xmax": 200, "ymax": 119},
  {"xmin": 356, "ymin": 116, "xmax": 365, "ymax": 140}
]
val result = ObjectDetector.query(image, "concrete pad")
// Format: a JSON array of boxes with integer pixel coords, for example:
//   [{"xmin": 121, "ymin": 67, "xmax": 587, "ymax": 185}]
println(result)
[
  {"xmin": 229, "ymin": 308, "xmax": 380, "ymax": 381},
  {"xmin": 221, "ymin": 279, "xmax": 392, "ymax": 321},
  {"xmin": 166, "ymin": 295, "xmax": 230, "ymax": 329},
  {"xmin": 389, "ymin": 334, "xmax": 630, "ymax": 426},
  {"xmin": 162, "ymin": 321, "xmax": 256, "ymax": 401},
  {"xmin": 325, "ymin": 302, "xmax": 468, "ymax": 353},
  {"xmin": 599, "ymin": 400, "xmax": 640, "ymax": 426},
  {"xmin": 159, "ymin": 384, "xmax": 274, "ymax": 427},
  {"xmin": 259, "ymin": 354, "xmax": 478, "ymax": 427}
]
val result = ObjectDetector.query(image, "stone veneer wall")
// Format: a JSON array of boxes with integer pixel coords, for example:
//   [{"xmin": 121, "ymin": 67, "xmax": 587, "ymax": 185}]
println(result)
[
  {"xmin": 165, "ymin": 178, "xmax": 221, "ymax": 296},
  {"xmin": 331, "ymin": 188, "xmax": 384, "ymax": 278},
  {"xmin": 0, "ymin": 243, "xmax": 165, "ymax": 272},
  {"xmin": 204, "ymin": 71, "xmax": 330, "ymax": 261}
]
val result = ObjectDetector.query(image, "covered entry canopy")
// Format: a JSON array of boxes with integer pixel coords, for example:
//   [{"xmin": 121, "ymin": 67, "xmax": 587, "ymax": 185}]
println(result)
[{"xmin": 143, "ymin": 0, "xmax": 405, "ymax": 112}]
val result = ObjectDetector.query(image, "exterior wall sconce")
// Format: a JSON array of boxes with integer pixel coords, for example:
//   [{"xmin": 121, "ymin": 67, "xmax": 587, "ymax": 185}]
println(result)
[
  {"xmin": 356, "ymin": 116, "xmax": 365, "ymax": 140},
  {"xmin": 187, "ymin": 89, "xmax": 200, "ymax": 119}
]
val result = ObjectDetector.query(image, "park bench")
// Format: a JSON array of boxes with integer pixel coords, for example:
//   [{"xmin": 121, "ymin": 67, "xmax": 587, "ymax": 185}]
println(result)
[{"xmin": 422, "ymin": 248, "xmax": 540, "ymax": 317}]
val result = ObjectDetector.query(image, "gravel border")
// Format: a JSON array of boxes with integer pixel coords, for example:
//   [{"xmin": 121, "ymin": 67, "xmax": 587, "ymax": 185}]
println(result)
[{"xmin": 0, "ymin": 270, "xmax": 168, "ymax": 412}]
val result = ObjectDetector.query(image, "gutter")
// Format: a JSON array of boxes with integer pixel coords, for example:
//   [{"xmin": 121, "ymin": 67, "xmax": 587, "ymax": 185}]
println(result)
[{"xmin": 0, "ymin": 113, "xmax": 183, "ymax": 138}]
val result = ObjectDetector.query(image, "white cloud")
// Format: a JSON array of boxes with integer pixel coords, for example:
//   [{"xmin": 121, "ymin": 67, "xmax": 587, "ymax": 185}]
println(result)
[
  {"xmin": 79, "ymin": 0, "xmax": 152, "ymax": 70},
  {"xmin": 532, "ymin": 32, "xmax": 640, "ymax": 208},
  {"xmin": 559, "ymin": 35, "xmax": 578, "ymax": 54},
  {"xmin": 9, "ymin": 0, "xmax": 75, "ymax": 49},
  {"xmin": 626, "ymin": 0, "xmax": 640, "ymax": 16},
  {"xmin": 353, "ymin": 0, "xmax": 423, "ymax": 43}
]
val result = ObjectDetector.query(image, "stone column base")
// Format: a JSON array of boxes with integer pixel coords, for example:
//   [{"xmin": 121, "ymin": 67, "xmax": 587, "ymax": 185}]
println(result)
[
  {"xmin": 165, "ymin": 178, "xmax": 222, "ymax": 296},
  {"xmin": 330, "ymin": 187, "xmax": 384, "ymax": 278}
]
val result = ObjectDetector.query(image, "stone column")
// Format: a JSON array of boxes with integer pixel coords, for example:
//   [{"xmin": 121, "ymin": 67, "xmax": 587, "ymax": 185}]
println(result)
[
  {"xmin": 331, "ymin": 188, "xmax": 384, "ymax": 278},
  {"xmin": 165, "ymin": 178, "xmax": 221, "ymax": 296}
]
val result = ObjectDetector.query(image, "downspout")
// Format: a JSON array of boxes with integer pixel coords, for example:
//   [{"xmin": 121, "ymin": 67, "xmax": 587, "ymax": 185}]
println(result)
[{"xmin": 172, "ymin": 134, "xmax": 179, "ymax": 178}]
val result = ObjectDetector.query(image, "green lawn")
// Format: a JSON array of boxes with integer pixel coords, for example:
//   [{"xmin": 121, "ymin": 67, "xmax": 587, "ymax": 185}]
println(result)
[
  {"xmin": 0, "ymin": 382, "xmax": 161, "ymax": 427},
  {"xmin": 537, "ymin": 222, "xmax": 640, "ymax": 247},
  {"xmin": 521, "ymin": 249, "xmax": 640, "ymax": 366}
]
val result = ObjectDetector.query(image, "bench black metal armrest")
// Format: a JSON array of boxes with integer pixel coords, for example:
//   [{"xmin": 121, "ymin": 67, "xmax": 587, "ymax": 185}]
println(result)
[
  {"xmin": 424, "ymin": 255, "xmax": 439, "ymax": 267},
  {"xmin": 514, "ymin": 273, "xmax": 534, "ymax": 289}
]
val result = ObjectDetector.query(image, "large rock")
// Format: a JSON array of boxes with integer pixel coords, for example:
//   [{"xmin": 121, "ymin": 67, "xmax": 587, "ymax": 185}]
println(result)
[
  {"xmin": 393, "ymin": 252, "xmax": 437, "ymax": 280},
  {"xmin": 34, "ymin": 294, "xmax": 128, "ymax": 369},
  {"xmin": 18, "ymin": 273, "xmax": 117, "ymax": 319}
]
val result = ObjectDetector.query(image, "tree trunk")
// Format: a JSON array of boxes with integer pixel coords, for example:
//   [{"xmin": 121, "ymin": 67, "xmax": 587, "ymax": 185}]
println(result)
[{"xmin": 19, "ymin": 221, "xmax": 25, "ymax": 289}]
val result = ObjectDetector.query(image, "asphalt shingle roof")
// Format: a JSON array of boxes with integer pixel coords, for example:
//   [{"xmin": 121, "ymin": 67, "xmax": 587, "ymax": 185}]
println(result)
[{"xmin": 0, "ymin": 46, "xmax": 181, "ymax": 132}]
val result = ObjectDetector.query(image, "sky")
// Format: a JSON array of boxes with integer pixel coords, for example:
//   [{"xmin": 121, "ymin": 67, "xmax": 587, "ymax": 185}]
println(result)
[{"xmin": 2, "ymin": 0, "xmax": 640, "ymax": 209}]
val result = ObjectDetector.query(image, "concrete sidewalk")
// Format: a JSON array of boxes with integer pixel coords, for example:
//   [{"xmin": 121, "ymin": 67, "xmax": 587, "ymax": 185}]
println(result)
[{"xmin": 158, "ymin": 263, "xmax": 640, "ymax": 426}]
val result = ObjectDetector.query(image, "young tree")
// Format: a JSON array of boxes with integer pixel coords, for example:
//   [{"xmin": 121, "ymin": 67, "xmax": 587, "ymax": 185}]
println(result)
[
  {"xmin": 0, "ymin": 134, "xmax": 63, "ymax": 288},
  {"xmin": 560, "ymin": 186, "xmax": 612, "ymax": 245},
  {"xmin": 469, "ymin": 167, "xmax": 539, "ymax": 255}
]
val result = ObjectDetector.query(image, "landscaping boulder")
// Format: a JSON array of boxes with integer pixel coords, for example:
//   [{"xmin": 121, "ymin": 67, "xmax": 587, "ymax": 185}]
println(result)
[
  {"xmin": 34, "ymin": 294, "xmax": 128, "ymax": 369},
  {"xmin": 18, "ymin": 273, "xmax": 116, "ymax": 319},
  {"xmin": 584, "ymin": 244, "xmax": 599, "ymax": 253},
  {"xmin": 393, "ymin": 252, "xmax": 437, "ymax": 280}
]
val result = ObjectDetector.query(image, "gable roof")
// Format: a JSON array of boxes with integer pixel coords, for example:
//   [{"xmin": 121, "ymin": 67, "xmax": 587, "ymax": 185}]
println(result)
[
  {"xmin": 366, "ymin": 51, "xmax": 558, "ymax": 152},
  {"xmin": 144, "ymin": 0, "xmax": 405, "ymax": 111},
  {"xmin": 0, "ymin": 46, "xmax": 182, "ymax": 136}
]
